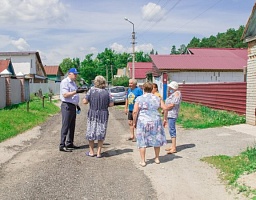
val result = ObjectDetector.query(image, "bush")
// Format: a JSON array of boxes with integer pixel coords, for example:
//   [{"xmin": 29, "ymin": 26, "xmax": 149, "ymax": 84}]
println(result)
[{"xmin": 112, "ymin": 76, "xmax": 129, "ymax": 86}]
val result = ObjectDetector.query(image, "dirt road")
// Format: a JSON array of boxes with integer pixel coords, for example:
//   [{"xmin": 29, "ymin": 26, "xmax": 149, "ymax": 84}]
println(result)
[{"xmin": 0, "ymin": 99, "xmax": 255, "ymax": 200}]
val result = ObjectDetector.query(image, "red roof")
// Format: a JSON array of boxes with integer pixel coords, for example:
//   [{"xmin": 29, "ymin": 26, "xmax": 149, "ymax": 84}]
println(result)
[
  {"xmin": 127, "ymin": 62, "xmax": 152, "ymax": 79},
  {"xmin": 0, "ymin": 60, "xmax": 10, "ymax": 72},
  {"xmin": 44, "ymin": 65, "xmax": 63, "ymax": 75},
  {"xmin": 150, "ymin": 48, "xmax": 248, "ymax": 70}
]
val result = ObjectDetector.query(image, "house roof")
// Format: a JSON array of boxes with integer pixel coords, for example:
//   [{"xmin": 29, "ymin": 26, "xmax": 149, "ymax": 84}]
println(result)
[
  {"xmin": 0, "ymin": 51, "xmax": 43, "ymax": 65},
  {"xmin": 44, "ymin": 65, "xmax": 64, "ymax": 76},
  {"xmin": 242, "ymin": 3, "xmax": 256, "ymax": 41},
  {"xmin": 150, "ymin": 48, "xmax": 247, "ymax": 71},
  {"xmin": 0, "ymin": 59, "xmax": 15, "ymax": 75},
  {"xmin": 0, "ymin": 60, "xmax": 10, "ymax": 73},
  {"xmin": 127, "ymin": 62, "xmax": 152, "ymax": 79}
]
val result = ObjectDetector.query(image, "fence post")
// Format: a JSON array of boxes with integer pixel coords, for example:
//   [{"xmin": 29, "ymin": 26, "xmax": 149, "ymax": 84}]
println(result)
[{"xmin": 42, "ymin": 95, "xmax": 45, "ymax": 108}]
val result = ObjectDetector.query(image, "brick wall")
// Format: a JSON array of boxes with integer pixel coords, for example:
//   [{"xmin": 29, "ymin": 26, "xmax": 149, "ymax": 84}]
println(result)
[{"xmin": 246, "ymin": 41, "xmax": 256, "ymax": 125}]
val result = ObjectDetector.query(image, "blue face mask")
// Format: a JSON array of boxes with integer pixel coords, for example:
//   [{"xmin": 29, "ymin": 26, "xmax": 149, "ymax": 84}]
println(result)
[{"xmin": 169, "ymin": 89, "xmax": 174, "ymax": 93}]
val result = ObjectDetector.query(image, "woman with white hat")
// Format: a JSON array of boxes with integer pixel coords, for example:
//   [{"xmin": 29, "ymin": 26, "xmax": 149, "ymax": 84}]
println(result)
[{"xmin": 163, "ymin": 81, "xmax": 182, "ymax": 154}]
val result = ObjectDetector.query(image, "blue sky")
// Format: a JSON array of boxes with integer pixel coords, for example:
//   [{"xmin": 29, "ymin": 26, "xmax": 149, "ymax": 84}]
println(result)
[{"xmin": 0, "ymin": 0, "xmax": 255, "ymax": 65}]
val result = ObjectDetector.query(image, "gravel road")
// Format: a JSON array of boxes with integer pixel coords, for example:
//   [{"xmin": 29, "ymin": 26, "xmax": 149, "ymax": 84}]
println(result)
[{"xmin": 0, "ymin": 98, "xmax": 255, "ymax": 200}]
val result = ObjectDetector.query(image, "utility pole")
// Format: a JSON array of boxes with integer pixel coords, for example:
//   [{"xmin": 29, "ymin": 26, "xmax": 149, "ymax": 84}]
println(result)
[{"xmin": 125, "ymin": 17, "xmax": 135, "ymax": 79}]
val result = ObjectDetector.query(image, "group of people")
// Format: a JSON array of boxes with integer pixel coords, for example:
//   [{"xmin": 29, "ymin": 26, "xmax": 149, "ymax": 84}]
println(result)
[
  {"xmin": 125, "ymin": 79, "xmax": 182, "ymax": 167},
  {"xmin": 59, "ymin": 68, "xmax": 182, "ymax": 167}
]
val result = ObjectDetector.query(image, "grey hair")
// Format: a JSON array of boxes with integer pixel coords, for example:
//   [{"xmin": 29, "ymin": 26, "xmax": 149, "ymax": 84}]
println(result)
[
  {"xmin": 94, "ymin": 75, "xmax": 106, "ymax": 89},
  {"xmin": 129, "ymin": 78, "xmax": 137, "ymax": 85}
]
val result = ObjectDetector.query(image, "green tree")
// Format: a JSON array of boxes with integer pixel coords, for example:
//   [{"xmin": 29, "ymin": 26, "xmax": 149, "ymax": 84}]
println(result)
[
  {"xmin": 80, "ymin": 54, "xmax": 98, "ymax": 83},
  {"xmin": 135, "ymin": 51, "xmax": 151, "ymax": 62},
  {"xmin": 170, "ymin": 45, "xmax": 178, "ymax": 54},
  {"xmin": 187, "ymin": 37, "xmax": 200, "ymax": 48},
  {"xmin": 112, "ymin": 76, "xmax": 129, "ymax": 86},
  {"xmin": 59, "ymin": 58, "xmax": 80, "ymax": 74}
]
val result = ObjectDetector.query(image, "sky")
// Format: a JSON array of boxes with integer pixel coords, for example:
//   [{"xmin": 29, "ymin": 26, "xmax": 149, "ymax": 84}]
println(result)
[{"xmin": 0, "ymin": 0, "xmax": 255, "ymax": 65}]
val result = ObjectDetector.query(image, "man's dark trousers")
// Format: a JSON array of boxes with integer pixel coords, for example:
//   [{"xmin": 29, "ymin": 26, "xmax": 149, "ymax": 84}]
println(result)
[{"xmin": 60, "ymin": 102, "xmax": 76, "ymax": 147}]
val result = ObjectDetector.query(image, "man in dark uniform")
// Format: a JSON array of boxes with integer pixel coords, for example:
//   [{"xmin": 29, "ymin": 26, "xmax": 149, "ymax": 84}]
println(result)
[{"xmin": 59, "ymin": 68, "xmax": 85, "ymax": 152}]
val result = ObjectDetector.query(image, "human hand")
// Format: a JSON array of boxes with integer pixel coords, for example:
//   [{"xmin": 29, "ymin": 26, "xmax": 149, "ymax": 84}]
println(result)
[
  {"xmin": 163, "ymin": 120, "xmax": 167, "ymax": 128},
  {"xmin": 76, "ymin": 88, "xmax": 86, "ymax": 93}
]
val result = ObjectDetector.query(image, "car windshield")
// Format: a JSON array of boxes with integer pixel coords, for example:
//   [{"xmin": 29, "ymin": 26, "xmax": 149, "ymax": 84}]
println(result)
[{"xmin": 110, "ymin": 87, "xmax": 125, "ymax": 93}]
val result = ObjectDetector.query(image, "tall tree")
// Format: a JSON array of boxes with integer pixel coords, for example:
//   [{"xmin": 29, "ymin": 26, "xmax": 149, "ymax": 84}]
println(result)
[{"xmin": 60, "ymin": 58, "xmax": 80, "ymax": 74}]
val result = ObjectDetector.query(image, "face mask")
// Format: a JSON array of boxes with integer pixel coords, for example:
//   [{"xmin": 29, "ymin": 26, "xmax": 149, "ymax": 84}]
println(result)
[{"xmin": 169, "ymin": 89, "xmax": 174, "ymax": 93}]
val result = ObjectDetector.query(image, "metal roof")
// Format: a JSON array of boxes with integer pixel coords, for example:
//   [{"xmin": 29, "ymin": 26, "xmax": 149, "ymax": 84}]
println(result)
[
  {"xmin": 150, "ymin": 48, "xmax": 247, "ymax": 71},
  {"xmin": 44, "ymin": 65, "xmax": 64, "ymax": 75},
  {"xmin": 127, "ymin": 62, "xmax": 152, "ymax": 78}
]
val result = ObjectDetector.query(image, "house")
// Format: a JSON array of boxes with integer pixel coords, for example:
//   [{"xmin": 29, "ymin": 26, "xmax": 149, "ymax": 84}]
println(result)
[
  {"xmin": 126, "ymin": 62, "xmax": 153, "ymax": 86},
  {"xmin": 0, "ymin": 51, "xmax": 47, "ymax": 83},
  {"xmin": 0, "ymin": 59, "xmax": 15, "ymax": 76},
  {"xmin": 44, "ymin": 65, "xmax": 64, "ymax": 82},
  {"xmin": 241, "ymin": 3, "xmax": 256, "ymax": 125},
  {"xmin": 150, "ymin": 48, "xmax": 248, "ymax": 99}
]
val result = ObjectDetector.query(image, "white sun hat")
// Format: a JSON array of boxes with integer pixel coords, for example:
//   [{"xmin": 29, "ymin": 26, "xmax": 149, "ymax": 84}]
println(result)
[{"xmin": 168, "ymin": 81, "xmax": 179, "ymax": 90}]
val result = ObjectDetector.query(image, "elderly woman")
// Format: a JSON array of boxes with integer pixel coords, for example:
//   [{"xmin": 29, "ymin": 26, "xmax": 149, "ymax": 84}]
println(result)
[
  {"xmin": 133, "ymin": 82, "xmax": 167, "ymax": 167},
  {"xmin": 164, "ymin": 81, "xmax": 182, "ymax": 154},
  {"xmin": 83, "ymin": 75, "xmax": 114, "ymax": 158}
]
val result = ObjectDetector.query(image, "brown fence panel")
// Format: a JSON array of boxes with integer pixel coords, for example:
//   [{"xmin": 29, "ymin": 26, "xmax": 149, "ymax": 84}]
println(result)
[{"xmin": 179, "ymin": 82, "xmax": 246, "ymax": 115}]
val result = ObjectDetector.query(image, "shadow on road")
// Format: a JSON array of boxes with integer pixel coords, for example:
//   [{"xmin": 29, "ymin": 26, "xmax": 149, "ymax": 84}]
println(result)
[{"xmin": 103, "ymin": 148, "xmax": 133, "ymax": 157}]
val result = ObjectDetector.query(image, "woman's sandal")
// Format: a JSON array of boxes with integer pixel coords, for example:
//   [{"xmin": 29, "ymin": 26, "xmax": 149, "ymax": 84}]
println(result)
[
  {"xmin": 139, "ymin": 162, "xmax": 146, "ymax": 167},
  {"xmin": 166, "ymin": 150, "xmax": 177, "ymax": 154},
  {"xmin": 86, "ymin": 152, "xmax": 95, "ymax": 157}
]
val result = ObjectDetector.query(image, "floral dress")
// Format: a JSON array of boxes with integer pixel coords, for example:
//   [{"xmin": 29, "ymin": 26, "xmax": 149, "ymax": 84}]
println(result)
[
  {"xmin": 84, "ymin": 87, "xmax": 113, "ymax": 141},
  {"xmin": 135, "ymin": 93, "xmax": 167, "ymax": 148}
]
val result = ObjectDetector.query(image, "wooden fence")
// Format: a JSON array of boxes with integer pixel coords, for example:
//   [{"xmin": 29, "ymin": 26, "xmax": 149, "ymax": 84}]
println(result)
[{"xmin": 178, "ymin": 82, "xmax": 246, "ymax": 115}]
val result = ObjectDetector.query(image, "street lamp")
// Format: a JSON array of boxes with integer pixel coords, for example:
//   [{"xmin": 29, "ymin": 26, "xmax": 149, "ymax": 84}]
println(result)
[{"xmin": 124, "ymin": 17, "xmax": 135, "ymax": 79}]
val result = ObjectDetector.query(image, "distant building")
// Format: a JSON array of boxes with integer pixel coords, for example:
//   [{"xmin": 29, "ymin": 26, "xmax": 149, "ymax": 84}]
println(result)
[
  {"xmin": 0, "ymin": 51, "xmax": 47, "ymax": 83},
  {"xmin": 150, "ymin": 48, "xmax": 248, "ymax": 100},
  {"xmin": 126, "ymin": 62, "xmax": 153, "ymax": 86},
  {"xmin": 44, "ymin": 65, "xmax": 64, "ymax": 82}
]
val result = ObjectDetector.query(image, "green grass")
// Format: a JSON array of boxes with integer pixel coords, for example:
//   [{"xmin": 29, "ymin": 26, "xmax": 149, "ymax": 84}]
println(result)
[
  {"xmin": 177, "ymin": 102, "xmax": 245, "ymax": 129},
  {"xmin": 0, "ymin": 97, "xmax": 60, "ymax": 142},
  {"xmin": 115, "ymin": 102, "xmax": 245, "ymax": 129},
  {"xmin": 201, "ymin": 146, "xmax": 256, "ymax": 198}
]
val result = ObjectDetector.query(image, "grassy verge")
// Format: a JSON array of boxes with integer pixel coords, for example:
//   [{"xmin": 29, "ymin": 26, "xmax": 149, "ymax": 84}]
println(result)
[
  {"xmin": 0, "ymin": 97, "xmax": 60, "ymax": 143},
  {"xmin": 115, "ymin": 102, "xmax": 246, "ymax": 129},
  {"xmin": 201, "ymin": 146, "xmax": 256, "ymax": 199},
  {"xmin": 177, "ymin": 102, "xmax": 245, "ymax": 129}
]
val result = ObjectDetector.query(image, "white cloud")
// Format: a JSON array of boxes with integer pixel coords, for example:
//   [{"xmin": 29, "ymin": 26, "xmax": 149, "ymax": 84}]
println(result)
[
  {"xmin": 142, "ymin": 2, "xmax": 166, "ymax": 22},
  {"xmin": 11, "ymin": 38, "xmax": 30, "ymax": 51},
  {"xmin": 110, "ymin": 42, "xmax": 154, "ymax": 54},
  {"xmin": 136, "ymin": 43, "xmax": 154, "ymax": 53},
  {"xmin": 0, "ymin": 0, "xmax": 67, "ymax": 23},
  {"xmin": 110, "ymin": 43, "xmax": 126, "ymax": 53}
]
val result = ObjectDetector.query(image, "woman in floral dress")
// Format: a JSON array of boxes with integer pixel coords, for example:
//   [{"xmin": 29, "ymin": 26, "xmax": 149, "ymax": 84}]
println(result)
[
  {"xmin": 133, "ymin": 82, "xmax": 167, "ymax": 167},
  {"xmin": 83, "ymin": 76, "xmax": 114, "ymax": 158}
]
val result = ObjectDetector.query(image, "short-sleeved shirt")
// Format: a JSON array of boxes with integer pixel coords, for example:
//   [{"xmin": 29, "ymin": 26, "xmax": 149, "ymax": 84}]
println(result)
[
  {"xmin": 60, "ymin": 77, "xmax": 79, "ymax": 105},
  {"xmin": 165, "ymin": 91, "xmax": 182, "ymax": 119},
  {"xmin": 126, "ymin": 87, "xmax": 143, "ymax": 111}
]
